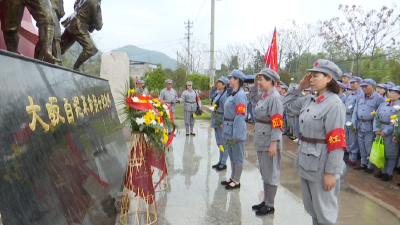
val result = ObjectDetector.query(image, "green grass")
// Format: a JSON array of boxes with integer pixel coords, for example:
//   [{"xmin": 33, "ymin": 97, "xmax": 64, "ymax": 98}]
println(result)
[
  {"xmin": 201, "ymin": 99, "xmax": 212, "ymax": 105},
  {"xmin": 174, "ymin": 103, "xmax": 211, "ymax": 120}
]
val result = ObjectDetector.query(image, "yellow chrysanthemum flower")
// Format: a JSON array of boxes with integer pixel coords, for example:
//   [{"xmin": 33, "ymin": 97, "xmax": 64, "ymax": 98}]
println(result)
[
  {"xmin": 167, "ymin": 114, "xmax": 171, "ymax": 118},
  {"xmin": 144, "ymin": 118, "xmax": 151, "ymax": 125},
  {"xmin": 386, "ymin": 98, "xmax": 391, "ymax": 102},
  {"xmin": 219, "ymin": 145, "xmax": 224, "ymax": 152},
  {"xmin": 371, "ymin": 111, "xmax": 376, "ymax": 115},
  {"xmin": 163, "ymin": 135, "xmax": 168, "ymax": 143},
  {"xmin": 390, "ymin": 114, "xmax": 398, "ymax": 119},
  {"xmin": 153, "ymin": 99, "xmax": 159, "ymax": 103},
  {"xmin": 155, "ymin": 129, "xmax": 159, "ymax": 133},
  {"xmin": 156, "ymin": 117, "xmax": 161, "ymax": 124},
  {"xmin": 159, "ymin": 111, "xmax": 164, "ymax": 116},
  {"xmin": 192, "ymin": 113, "xmax": 196, "ymax": 118},
  {"xmin": 213, "ymin": 104, "xmax": 217, "ymax": 108}
]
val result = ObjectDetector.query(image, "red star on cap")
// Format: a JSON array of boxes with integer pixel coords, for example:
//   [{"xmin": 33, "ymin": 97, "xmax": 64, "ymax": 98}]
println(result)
[
  {"xmin": 314, "ymin": 62, "xmax": 319, "ymax": 66},
  {"xmin": 363, "ymin": 80, "xmax": 365, "ymax": 83}
]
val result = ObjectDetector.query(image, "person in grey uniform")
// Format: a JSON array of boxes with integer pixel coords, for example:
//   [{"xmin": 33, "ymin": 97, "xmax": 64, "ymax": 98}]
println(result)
[
  {"xmin": 250, "ymin": 81, "xmax": 262, "ymax": 122},
  {"xmin": 251, "ymin": 69, "xmax": 283, "ymax": 216},
  {"xmin": 180, "ymin": 81, "xmax": 201, "ymax": 136},
  {"xmin": 352, "ymin": 79, "xmax": 385, "ymax": 174},
  {"xmin": 211, "ymin": 76, "xmax": 229, "ymax": 171},
  {"xmin": 373, "ymin": 86, "xmax": 400, "ymax": 181},
  {"xmin": 159, "ymin": 79, "xmax": 178, "ymax": 135},
  {"xmin": 338, "ymin": 82, "xmax": 347, "ymax": 104},
  {"xmin": 279, "ymin": 84, "xmax": 289, "ymax": 134},
  {"xmin": 283, "ymin": 59, "xmax": 346, "ymax": 225},
  {"xmin": 376, "ymin": 83, "xmax": 388, "ymax": 99},
  {"xmin": 344, "ymin": 76, "xmax": 363, "ymax": 167},
  {"xmin": 304, "ymin": 87, "xmax": 313, "ymax": 96},
  {"xmin": 137, "ymin": 80, "xmax": 150, "ymax": 95},
  {"xmin": 342, "ymin": 72, "xmax": 352, "ymax": 90},
  {"xmin": 210, "ymin": 82, "xmax": 219, "ymax": 102},
  {"xmin": 220, "ymin": 69, "xmax": 247, "ymax": 190}
]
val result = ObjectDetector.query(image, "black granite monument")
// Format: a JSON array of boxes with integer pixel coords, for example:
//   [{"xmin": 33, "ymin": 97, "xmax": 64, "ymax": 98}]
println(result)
[{"xmin": 0, "ymin": 49, "xmax": 128, "ymax": 224}]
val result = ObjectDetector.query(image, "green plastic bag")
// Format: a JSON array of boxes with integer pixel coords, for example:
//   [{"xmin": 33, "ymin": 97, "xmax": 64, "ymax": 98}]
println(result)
[{"xmin": 369, "ymin": 136, "xmax": 385, "ymax": 169}]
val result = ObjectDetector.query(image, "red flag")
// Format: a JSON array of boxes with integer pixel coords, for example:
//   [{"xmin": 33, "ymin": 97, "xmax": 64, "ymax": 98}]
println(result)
[{"xmin": 266, "ymin": 28, "xmax": 278, "ymax": 73}]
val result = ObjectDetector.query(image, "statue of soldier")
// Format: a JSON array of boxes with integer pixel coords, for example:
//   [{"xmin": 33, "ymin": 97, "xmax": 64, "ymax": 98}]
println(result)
[
  {"xmin": 34, "ymin": 0, "xmax": 65, "ymax": 65},
  {"xmin": 60, "ymin": 0, "xmax": 103, "ymax": 71},
  {"xmin": 0, "ymin": 0, "xmax": 60, "ymax": 64}
]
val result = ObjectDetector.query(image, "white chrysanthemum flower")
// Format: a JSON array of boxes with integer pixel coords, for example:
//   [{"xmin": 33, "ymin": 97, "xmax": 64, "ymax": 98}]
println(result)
[
  {"xmin": 149, "ymin": 100, "xmax": 153, "ymax": 104},
  {"xmin": 211, "ymin": 107, "xmax": 215, "ymax": 111},
  {"xmin": 132, "ymin": 97, "xmax": 139, "ymax": 103},
  {"xmin": 160, "ymin": 123, "xmax": 164, "ymax": 127},
  {"xmin": 150, "ymin": 120, "xmax": 156, "ymax": 125},
  {"xmin": 391, "ymin": 119, "xmax": 396, "ymax": 124},
  {"xmin": 348, "ymin": 105, "xmax": 353, "ymax": 109},
  {"xmin": 163, "ymin": 104, "xmax": 168, "ymax": 110},
  {"xmin": 142, "ymin": 94, "xmax": 147, "ymax": 97},
  {"xmin": 135, "ymin": 117, "xmax": 145, "ymax": 125},
  {"xmin": 393, "ymin": 105, "xmax": 400, "ymax": 110},
  {"xmin": 346, "ymin": 122, "xmax": 352, "ymax": 127}
]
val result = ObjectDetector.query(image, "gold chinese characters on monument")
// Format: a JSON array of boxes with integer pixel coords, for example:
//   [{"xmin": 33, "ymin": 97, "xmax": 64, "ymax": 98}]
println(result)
[{"xmin": 26, "ymin": 93, "xmax": 112, "ymax": 131}]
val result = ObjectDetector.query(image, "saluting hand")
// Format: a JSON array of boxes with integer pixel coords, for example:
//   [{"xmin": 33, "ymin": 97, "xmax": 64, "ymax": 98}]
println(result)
[
  {"xmin": 297, "ymin": 73, "xmax": 312, "ymax": 90},
  {"xmin": 323, "ymin": 173, "xmax": 336, "ymax": 191}
]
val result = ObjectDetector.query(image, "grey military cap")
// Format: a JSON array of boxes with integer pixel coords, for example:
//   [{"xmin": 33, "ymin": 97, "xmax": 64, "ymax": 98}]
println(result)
[
  {"xmin": 165, "ymin": 79, "xmax": 173, "ymax": 84},
  {"xmin": 186, "ymin": 81, "xmax": 193, "ymax": 86},
  {"xmin": 386, "ymin": 81, "xmax": 396, "ymax": 89},
  {"xmin": 306, "ymin": 59, "xmax": 343, "ymax": 81},
  {"xmin": 350, "ymin": 76, "xmax": 362, "ymax": 83},
  {"xmin": 377, "ymin": 83, "xmax": 388, "ymax": 90},
  {"xmin": 343, "ymin": 72, "xmax": 352, "ymax": 78},
  {"xmin": 228, "ymin": 69, "xmax": 246, "ymax": 81},
  {"xmin": 360, "ymin": 78, "xmax": 376, "ymax": 86},
  {"xmin": 138, "ymin": 80, "xmax": 145, "ymax": 84},
  {"xmin": 304, "ymin": 87, "xmax": 312, "ymax": 91},
  {"xmin": 217, "ymin": 76, "xmax": 229, "ymax": 85},
  {"xmin": 389, "ymin": 86, "xmax": 400, "ymax": 92},
  {"xmin": 257, "ymin": 68, "xmax": 280, "ymax": 83}
]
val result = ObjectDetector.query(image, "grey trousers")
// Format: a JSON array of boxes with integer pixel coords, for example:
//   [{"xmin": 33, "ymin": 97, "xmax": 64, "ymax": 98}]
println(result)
[
  {"xmin": 214, "ymin": 128, "xmax": 228, "ymax": 165},
  {"xmin": 358, "ymin": 130, "xmax": 375, "ymax": 168},
  {"xmin": 184, "ymin": 110, "xmax": 195, "ymax": 133},
  {"xmin": 227, "ymin": 140, "xmax": 245, "ymax": 182},
  {"xmin": 263, "ymin": 183, "xmax": 278, "ymax": 207},
  {"xmin": 301, "ymin": 178, "xmax": 339, "ymax": 225}
]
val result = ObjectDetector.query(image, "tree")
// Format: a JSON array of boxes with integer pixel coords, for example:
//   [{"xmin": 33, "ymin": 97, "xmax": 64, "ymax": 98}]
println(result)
[
  {"xmin": 170, "ymin": 68, "xmax": 187, "ymax": 92},
  {"xmin": 320, "ymin": 4, "xmax": 400, "ymax": 76},
  {"xmin": 186, "ymin": 73, "xmax": 209, "ymax": 91},
  {"xmin": 216, "ymin": 64, "xmax": 229, "ymax": 78},
  {"xmin": 141, "ymin": 64, "xmax": 169, "ymax": 93}
]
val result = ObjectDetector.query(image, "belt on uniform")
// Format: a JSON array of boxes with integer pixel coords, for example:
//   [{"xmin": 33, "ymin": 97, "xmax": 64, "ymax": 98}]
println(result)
[
  {"xmin": 346, "ymin": 113, "xmax": 351, "ymax": 115},
  {"xmin": 224, "ymin": 118, "xmax": 234, "ymax": 122},
  {"xmin": 166, "ymin": 102, "xmax": 174, "ymax": 105},
  {"xmin": 185, "ymin": 101, "xmax": 196, "ymax": 103},
  {"xmin": 218, "ymin": 112, "xmax": 224, "ymax": 115},
  {"xmin": 358, "ymin": 119, "xmax": 373, "ymax": 123},
  {"xmin": 256, "ymin": 119, "xmax": 271, "ymax": 124},
  {"xmin": 299, "ymin": 135, "xmax": 326, "ymax": 144},
  {"xmin": 381, "ymin": 121, "xmax": 391, "ymax": 125}
]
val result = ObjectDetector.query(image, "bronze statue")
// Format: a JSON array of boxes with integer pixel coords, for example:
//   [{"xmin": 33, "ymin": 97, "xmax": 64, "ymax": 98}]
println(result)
[
  {"xmin": 0, "ymin": 0, "xmax": 60, "ymax": 64},
  {"xmin": 60, "ymin": 0, "xmax": 103, "ymax": 71},
  {"xmin": 34, "ymin": 0, "xmax": 65, "ymax": 66}
]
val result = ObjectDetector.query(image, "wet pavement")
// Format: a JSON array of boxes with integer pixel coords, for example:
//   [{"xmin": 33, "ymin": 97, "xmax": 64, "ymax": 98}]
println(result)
[{"xmin": 153, "ymin": 121, "xmax": 400, "ymax": 225}]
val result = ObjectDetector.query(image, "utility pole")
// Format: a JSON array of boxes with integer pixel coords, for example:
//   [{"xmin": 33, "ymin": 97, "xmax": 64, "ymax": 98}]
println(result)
[
  {"xmin": 177, "ymin": 51, "xmax": 179, "ymax": 69},
  {"xmin": 184, "ymin": 19, "xmax": 193, "ymax": 73},
  {"xmin": 209, "ymin": 0, "xmax": 216, "ymax": 85}
]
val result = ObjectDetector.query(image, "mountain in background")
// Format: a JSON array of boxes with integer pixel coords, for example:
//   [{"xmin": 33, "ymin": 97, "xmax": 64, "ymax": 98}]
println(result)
[{"xmin": 112, "ymin": 45, "xmax": 177, "ymax": 70}]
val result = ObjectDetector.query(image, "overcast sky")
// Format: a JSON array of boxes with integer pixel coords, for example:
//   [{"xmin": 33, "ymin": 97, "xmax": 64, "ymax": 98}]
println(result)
[{"xmin": 62, "ymin": 0, "xmax": 398, "ymax": 59}]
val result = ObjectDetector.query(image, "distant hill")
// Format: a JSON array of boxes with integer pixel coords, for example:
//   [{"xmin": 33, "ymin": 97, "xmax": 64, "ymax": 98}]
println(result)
[{"xmin": 112, "ymin": 45, "xmax": 177, "ymax": 70}]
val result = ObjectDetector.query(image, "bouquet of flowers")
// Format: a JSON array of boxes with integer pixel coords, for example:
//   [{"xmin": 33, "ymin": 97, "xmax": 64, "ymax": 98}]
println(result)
[
  {"xmin": 391, "ymin": 105, "xmax": 400, "ymax": 141},
  {"xmin": 219, "ymin": 140, "xmax": 235, "ymax": 152},
  {"xmin": 211, "ymin": 103, "xmax": 223, "ymax": 125},
  {"xmin": 119, "ymin": 86, "xmax": 175, "ymax": 154},
  {"xmin": 371, "ymin": 110, "xmax": 381, "ymax": 128},
  {"xmin": 346, "ymin": 105, "xmax": 356, "ymax": 132}
]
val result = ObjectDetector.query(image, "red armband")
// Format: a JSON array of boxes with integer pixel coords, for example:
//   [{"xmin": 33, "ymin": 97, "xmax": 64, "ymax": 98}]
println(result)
[
  {"xmin": 271, "ymin": 113, "xmax": 283, "ymax": 131},
  {"xmin": 326, "ymin": 128, "xmax": 347, "ymax": 152},
  {"xmin": 196, "ymin": 97, "xmax": 200, "ymax": 101},
  {"xmin": 235, "ymin": 103, "xmax": 246, "ymax": 115}
]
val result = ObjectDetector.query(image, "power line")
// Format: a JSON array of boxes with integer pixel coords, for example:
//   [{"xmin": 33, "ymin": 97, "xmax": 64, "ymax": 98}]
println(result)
[{"xmin": 192, "ymin": 0, "xmax": 207, "ymax": 24}]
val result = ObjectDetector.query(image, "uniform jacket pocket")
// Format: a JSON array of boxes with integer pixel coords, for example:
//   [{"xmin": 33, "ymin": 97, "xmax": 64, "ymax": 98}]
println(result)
[
  {"xmin": 305, "ymin": 113, "xmax": 324, "ymax": 130},
  {"xmin": 299, "ymin": 145, "xmax": 322, "ymax": 172},
  {"xmin": 223, "ymin": 121, "xmax": 233, "ymax": 136}
]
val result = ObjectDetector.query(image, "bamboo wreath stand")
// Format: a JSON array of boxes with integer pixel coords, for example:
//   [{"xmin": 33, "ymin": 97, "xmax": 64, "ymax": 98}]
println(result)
[{"xmin": 120, "ymin": 132, "xmax": 157, "ymax": 225}]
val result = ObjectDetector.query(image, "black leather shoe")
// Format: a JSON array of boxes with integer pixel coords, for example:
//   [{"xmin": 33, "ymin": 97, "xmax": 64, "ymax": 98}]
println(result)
[
  {"xmin": 252, "ymin": 202, "xmax": 265, "ymax": 210},
  {"xmin": 186, "ymin": 133, "xmax": 189, "ymax": 136},
  {"xmin": 353, "ymin": 165, "xmax": 367, "ymax": 170},
  {"xmin": 190, "ymin": 132, "xmax": 196, "ymax": 136},
  {"xmin": 381, "ymin": 174, "xmax": 393, "ymax": 181},
  {"xmin": 374, "ymin": 171, "xmax": 384, "ymax": 178},
  {"xmin": 346, "ymin": 161, "xmax": 356, "ymax": 167},
  {"xmin": 221, "ymin": 179, "xmax": 232, "ymax": 185},
  {"xmin": 225, "ymin": 182, "xmax": 240, "ymax": 190},
  {"xmin": 216, "ymin": 164, "xmax": 227, "ymax": 171},
  {"xmin": 255, "ymin": 206, "xmax": 275, "ymax": 216},
  {"xmin": 364, "ymin": 168, "xmax": 374, "ymax": 174},
  {"xmin": 212, "ymin": 162, "xmax": 221, "ymax": 169}
]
